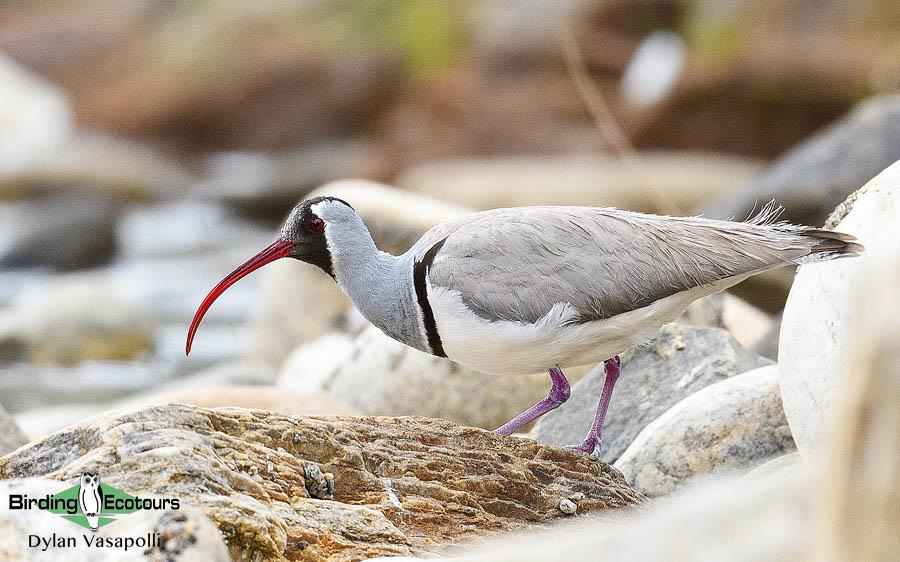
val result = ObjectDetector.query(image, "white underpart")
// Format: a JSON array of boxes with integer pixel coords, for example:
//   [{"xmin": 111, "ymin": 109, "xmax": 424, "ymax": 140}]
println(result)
[{"xmin": 428, "ymin": 274, "xmax": 752, "ymax": 375}]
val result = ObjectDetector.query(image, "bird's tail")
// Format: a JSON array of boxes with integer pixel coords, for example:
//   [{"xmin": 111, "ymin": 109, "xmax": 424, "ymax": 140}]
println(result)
[
  {"xmin": 744, "ymin": 201, "xmax": 864, "ymax": 265},
  {"xmin": 793, "ymin": 229, "xmax": 865, "ymax": 264}
]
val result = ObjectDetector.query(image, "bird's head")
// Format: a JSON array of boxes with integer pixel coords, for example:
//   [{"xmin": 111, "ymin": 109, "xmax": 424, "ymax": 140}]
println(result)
[{"xmin": 185, "ymin": 196, "xmax": 354, "ymax": 355}]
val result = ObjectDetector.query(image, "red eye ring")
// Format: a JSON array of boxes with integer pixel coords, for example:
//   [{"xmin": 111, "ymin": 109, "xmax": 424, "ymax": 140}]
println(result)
[{"xmin": 308, "ymin": 216, "xmax": 325, "ymax": 232}]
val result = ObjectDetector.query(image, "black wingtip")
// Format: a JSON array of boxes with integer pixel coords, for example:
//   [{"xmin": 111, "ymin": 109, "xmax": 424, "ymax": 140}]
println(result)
[{"xmin": 801, "ymin": 229, "xmax": 864, "ymax": 262}]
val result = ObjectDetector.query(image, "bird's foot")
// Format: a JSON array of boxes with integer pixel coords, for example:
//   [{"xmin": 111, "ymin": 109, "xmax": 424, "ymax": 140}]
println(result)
[{"xmin": 565, "ymin": 436, "xmax": 602, "ymax": 458}]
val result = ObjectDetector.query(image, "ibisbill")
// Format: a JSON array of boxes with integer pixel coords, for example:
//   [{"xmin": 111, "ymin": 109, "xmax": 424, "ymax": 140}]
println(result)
[{"xmin": 186, "ymin": 188, "xmax": 862, "ymax": 454}]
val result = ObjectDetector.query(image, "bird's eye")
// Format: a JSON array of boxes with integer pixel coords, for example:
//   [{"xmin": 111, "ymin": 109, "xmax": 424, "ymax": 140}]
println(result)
[{"xmin": 308, "ymin": 216, "xmax": 325, "ymax": 232}]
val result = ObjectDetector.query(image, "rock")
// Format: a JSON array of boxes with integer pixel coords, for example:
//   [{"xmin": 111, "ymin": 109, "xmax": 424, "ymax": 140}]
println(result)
[
  {"xmin": 115, "ymin": 201, "xmax": 271, "ymax": 260},
  {"xmin": 11, "ymin": 360, "xmax": 280, "ymax": 439},
  {"xmin": 819, "ymin": 233, "xmax": 900, "ymax": 561},
  {"xmin": 250, "ymin": 180, "xmax": 469, "ymax": 366},
  {"xmin": 279, "ymin": 325, "xmax": 584, "ymax": 430},
  {"xmin": 1, "ymin": 276, "xmax": 154, "ymax": 365},
  {"xmin": 0, "ymin": 132, "xmax": 195, "ymax": 202},
  {"xmin": 0, "ymin": 53, "xmax": 71, "ymax": 175},
  {"xmin": 720, "ymin": 293, "xmax": 773, "ymax": 350},
  {"xmin": 613, "ymin": 365, "xmax": 795, "ymax": 497},
  {"xmin": 751, "ymin": 315, "xmax": 782, "ymax": 361},
  {"xmin": 0, "ymin": 192, "xmax": 118, "ymax": 271},
  {"xmin": 533, "ymin": 323, "xmax": 773, "ymax": 462},
  {"xmin": 743, "ymin": 452, "xmax": 802, "ymax": 481},
  {"xmin": 0, "ymin": 404, "xmax": 644, "ymax": 561},
  {"xmin": 0, "ymin": 402, "xmax": 28, "ymax": 455},
  {"xmin": 0, "ymin": 478, "xmax": 229, "ymax": 561},
  {"xmin": 117, "ymin": 385, "xmax": 359, "ymax": 417},
  {"xmin": 706, "ymin": 95, "xmax": 900, "ymax": 229},
  {"xmin": 396, "ymin": 153, "xmax": 762, "ymax": 213},
  {"xmin": 386, "ymin": 463, "xmax": 812, "ymax": 562},
  {"xmin": 681, "ymin": 293, "xmax": 773, "ymax": 351},
  {"xmin": 0, "ymin": 360, "xmax": 179, "ymax": 414},
  {"xmin": 13, "ymin": 404, "xmax": 100, "ymax": 441},
  {"xmin": 557, "ymin": 499, "xmax": 577, "ymax": 515},
  {"xmin": 164, "ymin": 358, "xmax": 279, "ymax": 388},
  {"xmin": 191, "ymin": 143, "xmax": 373, "ymax": 219},
  {"xmin": 779, "ymin": 160, "xmax": 900, "ymax": 458}
]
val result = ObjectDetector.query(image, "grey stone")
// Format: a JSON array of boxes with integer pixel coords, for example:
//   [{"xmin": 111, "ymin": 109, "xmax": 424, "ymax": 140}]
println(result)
[
  {"xmin": 751, "ymin": 314, "xmax": 781, "ymax": 361},
  {"xmin": 614, "ymin": 365, "xmax": 795, "ymax": 497},
  {"xmin": 191, "ymin": 142, "xmax": 370, "ymax": 219},
  {"xmin": 779, "ymin": 160, "xmax": 900, "ymax": 458},
  {"xmin": 0, "ymin": 402, "xmax": 28, "ymax": 455},
  {"xmin": 533, "ymin": 323, "xmax": 773, "ymax": 462},
  {"xmin": 705, "ymin": 95, "xmax": 900, "ymax": 228},
  {"xmin": 115, "ymin": 201, "xmax": 271, "ymax": 259},
  {"xmin": 0, "ymin": 192, "xmax": 118, "ymax": 271}
]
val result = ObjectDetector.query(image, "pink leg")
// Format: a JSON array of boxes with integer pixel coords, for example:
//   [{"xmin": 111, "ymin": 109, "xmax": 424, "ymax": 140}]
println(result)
[
  {"xmin": 495, "ymin": 367, "xmax": 570, "ymax": 436},
  {"xmin": 570, "ymin": 356, "xmax": 621, "ymax": 454}
]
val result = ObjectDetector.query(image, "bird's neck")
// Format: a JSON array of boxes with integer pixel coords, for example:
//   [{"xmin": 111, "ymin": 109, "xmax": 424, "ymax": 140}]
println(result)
[{"xmin": 328, "ymin": 224, "xmax": 428, "ymax": 352}]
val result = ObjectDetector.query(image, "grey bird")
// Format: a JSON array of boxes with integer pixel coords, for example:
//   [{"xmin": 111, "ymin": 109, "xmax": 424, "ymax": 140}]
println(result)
[{"xmin": 186, "ymin": 195, "xmax": 862, "ymax": 454}]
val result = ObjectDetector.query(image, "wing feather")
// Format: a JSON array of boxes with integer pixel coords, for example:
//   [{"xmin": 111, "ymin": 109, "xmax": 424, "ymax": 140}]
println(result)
[{"xmin": 417, "ymin": 206, "xmax": 854, "ymax": 324}]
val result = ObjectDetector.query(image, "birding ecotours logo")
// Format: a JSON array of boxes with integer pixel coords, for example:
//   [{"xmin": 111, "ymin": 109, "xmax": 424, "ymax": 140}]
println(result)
[{"xmin": 7, "ymin": 472, "xmax": 181, "ymax": 531}]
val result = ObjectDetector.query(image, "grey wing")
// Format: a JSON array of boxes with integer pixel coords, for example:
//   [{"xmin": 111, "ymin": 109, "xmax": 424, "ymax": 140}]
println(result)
[{"xmin": 422, "ymin": 206, "xmax": 838, "ymax": 324}]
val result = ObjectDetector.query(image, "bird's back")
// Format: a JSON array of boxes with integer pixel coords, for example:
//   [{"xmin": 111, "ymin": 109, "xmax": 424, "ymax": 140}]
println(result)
[{"xmin": 413, "ymin": 205, "xmax": 861, "ymax": 325}]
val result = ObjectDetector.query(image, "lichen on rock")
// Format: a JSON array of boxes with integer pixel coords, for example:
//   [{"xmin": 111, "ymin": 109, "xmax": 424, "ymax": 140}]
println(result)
[{"xmin": 0, "ymin": 404, "xmax": 643, "ymax": 561}]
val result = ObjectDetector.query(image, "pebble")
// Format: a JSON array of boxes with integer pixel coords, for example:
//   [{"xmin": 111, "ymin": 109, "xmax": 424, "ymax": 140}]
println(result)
[{"xmin": 558, "ymin": 499, "xmax": 577, "ymax": 515}]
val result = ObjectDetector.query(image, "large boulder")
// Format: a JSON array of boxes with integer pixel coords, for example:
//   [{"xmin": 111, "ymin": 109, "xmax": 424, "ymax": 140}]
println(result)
[
  {"xmin": 779, "ymin": 160, "xmax": 900, "ymax": 458},
  {"xmin": 614, "ymin": 365, "xmax": 795, "ymax": 497},
  {"xmin": 250, "ymin": 180, "xmax": 469, "ymax": 366},
  {"xmin": 0, "ymin": 403, "xmax": 28, "ymax": 455},
  {"xmin": 0, "ymin": 478, "xmax": 229, "ymax": 561},
  {"xmin": 533, "ymin": 323, "xmax": 773, "ymax": 462},
  {"xmin": 706, "ymin": 95, "xmax": 900, "ymax": 229},
  {"xmin": 0, "ymin": 404, "xmax": 643, "ymax": 561},
  {"xmin": 818, "ymin": 221, "xmax": 900, "ymax": 561},
  {"xmin": 279, "ymin": 325, "xmax": 574, "ymax": 430}
]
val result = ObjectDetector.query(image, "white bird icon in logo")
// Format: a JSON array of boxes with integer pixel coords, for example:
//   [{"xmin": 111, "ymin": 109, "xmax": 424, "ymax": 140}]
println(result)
[{"xmin": 78, "ymin": 472, "xmax": 103, "ymax": 532}]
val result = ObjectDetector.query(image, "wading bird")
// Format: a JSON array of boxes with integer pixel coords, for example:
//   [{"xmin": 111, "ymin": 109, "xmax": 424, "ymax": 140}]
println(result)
[{"xmin": 186, "ymin": 195, "xmax": 861, "ymax": 454}]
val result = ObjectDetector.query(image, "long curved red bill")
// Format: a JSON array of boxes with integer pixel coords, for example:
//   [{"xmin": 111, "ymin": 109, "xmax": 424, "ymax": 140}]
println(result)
[{"xmin": 186, "ymin": 239, "xmax": 293, "ymax": 356}]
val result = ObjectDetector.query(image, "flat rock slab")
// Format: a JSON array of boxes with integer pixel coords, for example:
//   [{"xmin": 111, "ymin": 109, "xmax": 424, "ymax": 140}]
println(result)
[
  {"xmin": 0, "ymin": 404, "xmax": 643, "ymax": 561},
  {"xmin": 534, "ymin": 324, "xmax": 773, "ymax": 462}
]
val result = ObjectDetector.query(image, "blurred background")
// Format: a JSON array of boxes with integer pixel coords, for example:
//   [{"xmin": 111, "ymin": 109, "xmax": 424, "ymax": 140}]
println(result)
[{"xmin": 1, "ymin": 0, "xmax": 899, "ymax": 439}]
